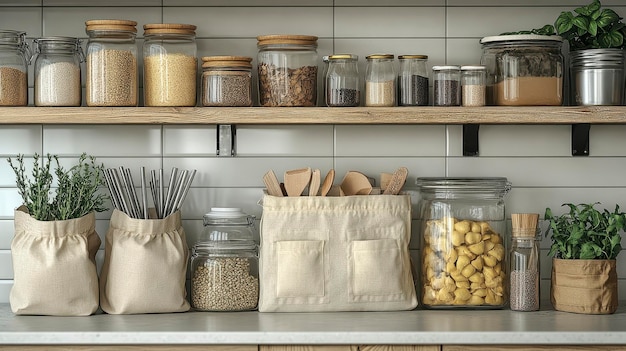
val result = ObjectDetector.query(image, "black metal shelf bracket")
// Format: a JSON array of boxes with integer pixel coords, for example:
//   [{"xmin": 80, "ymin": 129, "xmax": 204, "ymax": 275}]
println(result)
[
  {"xmin": 571, "ymin": 123, "xmax": 590, "ymax": 156},
  {"xmin": 217, "ymin": 124, "xmax": 236, "ymax": 157},
  {"xmin": 463, "ymin": 124, "xmax": 480, "ymax": 157}
]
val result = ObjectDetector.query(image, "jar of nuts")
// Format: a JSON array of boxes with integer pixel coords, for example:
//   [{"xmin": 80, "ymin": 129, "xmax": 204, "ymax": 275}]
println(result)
[
  {"xmin": 257, "ymin": 34, "xmax": 318, "ymax": 106},
  {"xmin": 416, "ymin": 177, "xmax": 511, "ymax": 309}
]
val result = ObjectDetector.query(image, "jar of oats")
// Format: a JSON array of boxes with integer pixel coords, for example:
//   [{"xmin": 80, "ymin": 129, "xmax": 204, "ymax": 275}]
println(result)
[
  {"xmin": 257, "ymin": 34, "xmax": 318, "ymax": 106},
  {"xmin": 0, "ymin": 30, "xmax": 31, "ymax": 106},
  {"xmin": 201, "ymin": 56, "xmax": 253, "ymax": 107},
  {"xmin": 85, "ymin": 20, "xmax": 138, "ymax": 106},
  {"xmin": 143, "ymin": 23, "xmax": 197, "ymax": 106}
]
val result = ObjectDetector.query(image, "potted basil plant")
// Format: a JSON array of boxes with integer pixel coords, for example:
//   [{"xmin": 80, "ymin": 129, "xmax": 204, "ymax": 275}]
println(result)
[{"xmin": 544, "ymin": 203, "xmax": 625, "ymax": 314}]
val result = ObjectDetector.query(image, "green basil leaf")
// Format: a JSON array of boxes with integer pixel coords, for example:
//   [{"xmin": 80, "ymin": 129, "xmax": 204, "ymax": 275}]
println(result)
[
  {"xmin": 592, "ymin": 8, "xmax": 602, "ymax": 20},
  {"xmin": 588, "ymin": 21, "xmax": 598, "ymax": 36},
  {"xmin": 598, "ymin": 9, "xmax": 619, "ymax": 28}
]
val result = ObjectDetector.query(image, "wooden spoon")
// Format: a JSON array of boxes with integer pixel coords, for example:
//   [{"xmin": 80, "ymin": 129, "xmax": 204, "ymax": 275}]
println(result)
[
  {"xmin": 383, "ymin": 167, "xmax": 408, "ymax": 195},
  {"xmin": 318, "ymin": 169, "xmax": 335, "ymax": 196},
  {"xmin": 308, "ymin": 169, "xmax": 321, "ymax": 196},
  {"xmin": 341, "ymin": 171, "xmax": 373, "ymax": 196},
  {"xmin": 263, "ymin": 170, "xmax": 283, "ymax": 197},
  {"xmin": 284, "ymin": 167, "xmax": 311, "ymax": 197}
]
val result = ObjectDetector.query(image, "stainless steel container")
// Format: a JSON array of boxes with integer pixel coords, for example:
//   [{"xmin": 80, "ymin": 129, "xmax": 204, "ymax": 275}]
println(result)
[{"xmin": 570, "ymin": 48, "xmax": 625, "ymax": 106}]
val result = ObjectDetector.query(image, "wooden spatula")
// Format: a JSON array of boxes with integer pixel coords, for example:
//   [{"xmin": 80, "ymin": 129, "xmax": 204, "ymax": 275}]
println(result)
[
  {"xmin": 383, "ymin": 167, "xmax": 408, "ymax": 195},
  {"xmin": 284, "ymin": 167, "xmax": 311, "ymax": 197},
  {"xmin": 308, "ymin": 169, "xmax": 321, "ymax": 196},
  {"xmin": 318, "ymin": 169, "xmax": 335, "ymax": 196},
  {"xmin": 341, "ymin": 171, "xmax": 373, "ymax": 196},
  {"xmin": 263, "ymin": 170, "xmax": 283, "ymax": 197}
]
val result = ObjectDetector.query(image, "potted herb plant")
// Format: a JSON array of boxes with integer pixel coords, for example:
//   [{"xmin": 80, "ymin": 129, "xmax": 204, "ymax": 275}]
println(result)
[{"xmin": 544, "ymin": 203, "xmax": 625, "ymax": 314}]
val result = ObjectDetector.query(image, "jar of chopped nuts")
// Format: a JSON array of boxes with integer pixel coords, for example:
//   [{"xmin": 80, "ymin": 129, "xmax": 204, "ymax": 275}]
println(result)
[{"xmin": 201, "ymin": 56, "xmax": 253, "ymax": 107}]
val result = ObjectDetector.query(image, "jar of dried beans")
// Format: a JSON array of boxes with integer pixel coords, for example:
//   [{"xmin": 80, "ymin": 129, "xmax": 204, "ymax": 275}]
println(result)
[
  {"xmin": 33, "ymin": 37, "xmax": 83, "ymax": 107},
  {"xmin": 257, "ymin": 34, "xmax": 318, "ymax": 107},
  {"xmin": 143, "ymin": 23, "xmax": 198, "ymax": 107},
  {"xmin": 398, "ymin": 55, "xmax": 429, "ymax": 106},
  {"xmin": 85, "ymin": 20, "xmax": 138, "ymax": 106},
  {"xmin": 365, "ymin": 54, "xmax": 396, "ymax": 107},
  {"xmin": 201, "ymin": 56, "xmax": 252, "ymax": 107},
  {"xmin": 325, "ymin": 54, "xmax": 360, "ymax": 107},
  {"xmin": 433, "ymin": 65, "xmax": 461, "ymax": 106},
  {"xmin": 0, "ymin": 30, "xmax": 31, "ymax": 106}
]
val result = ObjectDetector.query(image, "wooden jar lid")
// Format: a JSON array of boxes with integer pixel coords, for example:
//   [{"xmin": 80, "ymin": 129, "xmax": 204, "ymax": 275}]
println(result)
[
  {"xmin": 85, "ymin": 19, "xmax": 137, "ymax": 33},
  {"xmin": 143, "ymin": 23, "xmax": 197, "ymax": 35},
  {"xmin": 201, "ymin": 56, "xmax": 253, "ymax": 69},
  {"xmin": 257, "ymin": 34, "xmax": 318, "ymax": 46}
]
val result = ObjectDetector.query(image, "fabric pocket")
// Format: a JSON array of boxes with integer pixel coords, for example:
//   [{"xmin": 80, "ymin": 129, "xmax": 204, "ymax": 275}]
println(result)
[
  {"xmin": 276, "ymin": 240, "xmax": 325, "ymax": 297},
  {"xmin": 350, "ymin": 239, "xmax": 403, "ymax": 298}
]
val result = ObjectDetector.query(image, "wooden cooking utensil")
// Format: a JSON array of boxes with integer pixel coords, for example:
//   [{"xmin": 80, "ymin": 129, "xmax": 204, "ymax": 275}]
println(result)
[
  {"xmin": 341, "ymin": 171, "xmax": 373, "ymax": 196},
  {"xmin": 318, "ymin": 169, "xmax": 335, "ymax": 196},
  {"xmin": 383, "ymin": 167, "xmax": 408, "ymax": 195},
  {"xmin": 263, "ymin": 170, "xmax": 283, "ymax": 197},
  {"xmin": 308, "ymin": 169, "xmax": 321, "ymax": 196},
  {"xmin": 284, "ymin": 167, "xmax": 312, "ymax": 196},
  {"xmin": 380, "ymin": 172, "xmax": 394, "ymax": 192}
]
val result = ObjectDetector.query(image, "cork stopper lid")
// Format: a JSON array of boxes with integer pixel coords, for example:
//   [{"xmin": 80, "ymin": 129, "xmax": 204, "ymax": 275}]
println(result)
[
  {"xmin": 201, "ymin": 56, "xmax": 253, "ymax": 69},
  {"xmin": 511, "ymin": 213, "xmax": 539, "ymax": 238},
  {"xmin": 257, "ymin": 34, "xmax": 318, "ymax": 46},
  {"xmin": 143, "ymin": 23, "xmax": 197, "ymax": 35},
  {"xmin": 85, "ymin": 19, "xmax": 137, "ymax": 33}
]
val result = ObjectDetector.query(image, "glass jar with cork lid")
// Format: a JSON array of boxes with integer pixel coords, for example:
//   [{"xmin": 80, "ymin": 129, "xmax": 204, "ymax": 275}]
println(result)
[
  {"xmin": 365, "ymin": 54, "xmax": 396, "ymax": 107},
  {"xmin": 257, "ymin": 34, "xmax": 318, "ymax": 107},
  {"xmin": 143, "ymin": 23, "xmax": 198, "ymax": 107},
  {"xmin": 33, "ymin": 37, "xmax": 84, "ymax": 107},
  {"xmin": 201, "ymin": 56, "xmax": 253, "ymax": 107},
  {"xmin": 85, "ymin": 19, "xmax": 138, "ymax": 106},
  {"xmin": 0, "ymin": 30, "xmax": 31, "ymax": 106}
]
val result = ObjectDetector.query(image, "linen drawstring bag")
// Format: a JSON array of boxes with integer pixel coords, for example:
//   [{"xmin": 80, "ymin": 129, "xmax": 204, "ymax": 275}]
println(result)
[
  {"xmin": 100, "ymin": 209, "xmax": 189, "ymax": 314},
  {"xmin": 10, "ymin": 206, "xmax": 100, "ymax": 316}
]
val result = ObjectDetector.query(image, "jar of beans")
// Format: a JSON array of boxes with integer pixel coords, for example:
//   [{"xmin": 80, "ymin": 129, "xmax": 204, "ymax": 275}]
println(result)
[
  {"xmin": 0, "ymin": 30, "xmax": 31, "ymax": 106},
  {"xmin": 433, "ymin": 65, "xmax": 461, "ymax": 106},
  {"xmin": 257, "ymin": 34, "xmax": 318, "ymax": 107},
  {"xmin": 33, "ymin": 37, "xmax": 84, "ymax": 107},
  {"xmin": 398, "ymin": 55, "xmax": 429, "ymax": 106},
  {"xmin": 460, "ymin": 65, "xmax": 486, "ymax": 107},
  {"xmin": 201, "ymin": 56, "xmax": 253, "ymax": 107},
  {"xmin": 325, "ymin": 54, "xmax": 360, "ymax": 107},
  {"xmin": 365, "ymin": 54, "xmax": 396, "ymax": 107},
  {"xmin": 85, "ymin": 20, "xmax": 138, "ymax": 107},
  {"xmin": 143, "ymin": 23, "xmax": 198, "ymax": 107}
]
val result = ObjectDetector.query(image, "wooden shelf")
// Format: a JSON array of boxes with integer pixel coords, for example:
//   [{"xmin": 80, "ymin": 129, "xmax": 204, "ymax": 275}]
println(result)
[{"xmin": 0, "ymin": 106, "xmax": 625, "ymax": 125}]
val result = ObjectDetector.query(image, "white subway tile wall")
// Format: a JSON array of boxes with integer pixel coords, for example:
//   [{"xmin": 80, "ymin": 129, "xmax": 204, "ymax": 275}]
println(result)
[{"xmin": 1, "ymin": 1, "xmax": 626, "ymax": 303}]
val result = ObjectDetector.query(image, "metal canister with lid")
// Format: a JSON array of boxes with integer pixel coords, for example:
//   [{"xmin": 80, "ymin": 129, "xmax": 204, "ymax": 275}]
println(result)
[
  {"xmin": 0, "ymin": 30, "xmax": 30, "ymax": 106},
  {"xmin": 202, "ymin": 56, "xmax": 253, "ymax": 107},
  {"xmin": 325, "ymin": 54, "xmax": 360, "ymax": 107},
  {"xmin": 398, "ymin": 54, "xmax": 429, "ymax": 106},
  {"xmin": 33, "ymin": 37, "xmax": 83, "ymax": 107}
]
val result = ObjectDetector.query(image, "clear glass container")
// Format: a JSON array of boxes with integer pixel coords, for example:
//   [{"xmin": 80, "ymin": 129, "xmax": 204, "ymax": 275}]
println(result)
[
  {"xmin": 143, "ymin": 23, "xmax": 197, "ymax": 107},
  {"xmin": 201, "ymin": 56, "xmax": 252, "ymax": 107},
  {"xmin": 85, "ymin": 19, "xmax": 138, "ymax": 107},
  {"xmin": 33, "ymin": 37, "xmax": 83, "ymax": 107},
  {"xmin": 325, "ymin": 54, "xmax": 360, "ymax": 107},
  {"xmin": 0, "ymin": 30, "xmax": 30, "ymax": 106},
  {"xmin": 509, "ymin": 214, "xmax": 540, "ymax": 312},
  {"xmin": 201, "ymin": 208, "xmax": 256, "ymax": 242},
  {"xmin": 480, "ymin": 34, "xmax": 563, "ymax": 106},
  {"xmin": 365, "ymin": 54, "xmax": 396, "ymax": 107},
  {"xmin": 398, "ymin": 54, "xmax": 428, "ymax": 106},
  {"xmin": 461, "ymin": 65, "xmax": 486, "ymax": 107},
  {"xmin": 257, "ymin": 34, "xmax": 318, "ymax": 107},
  {"xmin": 433, "ymin": 65, "xmax": 461, "ymax": 106},
  {"xmin": 416, "ymin": 177, "xmax": 512, "ymax": 309}
]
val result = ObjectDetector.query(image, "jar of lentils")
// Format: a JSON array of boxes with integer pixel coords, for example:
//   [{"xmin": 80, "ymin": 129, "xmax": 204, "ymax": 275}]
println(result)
[
  {"xmin": 143, "ymin": 23, "xmax": 197, "ymax": 107},
  {"xmin": 257, "ymin": 34, "xmax": 318, "ymax": 107},
  {"xmin": 365, "ymin": 54, "xmax": 396, "ymax": 107},
  {"xmin": 202, "ymin": 56, "xmax": 253, "ymax": 107},
  {"xmin": 325, "ymin": 54, "xmax": 360, "ymax": 107},
  {"xmin": 33, "ymin": 37, "xmax": 83, "ymax": 106},
  {"xmin": 0, "ymin": 30, "xmax": 30, "ymax": 106},
  {"xmin": 398, "ymin": 54, "xmax": 429, "ymax": 106},
  {"xmin": 85, "ymin": 20, "xmax": 138, "ymax": 106}
]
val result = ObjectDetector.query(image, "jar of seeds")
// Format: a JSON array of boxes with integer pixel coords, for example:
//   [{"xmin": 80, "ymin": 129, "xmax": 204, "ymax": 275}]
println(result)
[
  {"xmin": 201, "ymin": 56, "xmax": 253, "ymax": 107},
  {"xmin": 33, "ymin": 37, "xmax": 83, "ymax": 107},
  {"xmin": 461, "ymin": 65, "xmax": 486, "ymax": 107},
  {"xmin": 85, "ymin": 20, "xmax": 138, "ymax": 106},
  {"xmin": 433, "ymin": 65, "xmax": 461, "ymax": 106},
  {"xmin": 143, "ymin": 23, "xmax": 197, "ymax": 107},
  {"xmin": 325, "ymin": 54, "xmax": 360, "ymax": 107},
  {"xmin": 0, "ymin": 30, "xmax": 31, "ymax": 106},
  {"xmin": 257, "ymin": 34, "xmax": 318, "ymax": 107},
  {"xmin": 365, "ymin": 54, "xmax": 396, "ymax": 107},
  {"xmin": 201, "ymin": 208, "xmax": 256, "ymax": 242},
  {"xmin": 398, "ymin": 55, "xmax": 429, "ymax": 106}
]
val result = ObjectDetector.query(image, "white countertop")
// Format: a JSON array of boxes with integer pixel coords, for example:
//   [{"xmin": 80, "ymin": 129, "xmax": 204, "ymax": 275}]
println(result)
[{"xmin": 1, "ymin": 303, "xmax": 626, "ymax": 345}]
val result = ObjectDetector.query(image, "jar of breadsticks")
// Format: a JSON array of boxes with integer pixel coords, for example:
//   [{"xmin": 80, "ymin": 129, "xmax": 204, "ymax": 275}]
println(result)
[{"xmin": 416, "ymin": 177, "xmax": 511, "ymax": 309}]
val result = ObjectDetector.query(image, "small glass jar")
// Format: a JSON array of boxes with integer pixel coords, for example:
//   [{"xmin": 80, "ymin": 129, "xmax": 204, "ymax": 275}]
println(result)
[
  {"xmin": 416, "ymin": 177, "xmax": 511, "ymax": 309},
  {"xmin": 460, "ymin": 65, "xmax": 486, "ymax": 107},
  {"xmin": 257, "ymin": 34, "xmax": 318, "ymax": 107},
  {"xmin": 480, "ymin": 34, "xmax": 563, "ymax": 106},
  {"xmin": 85, "ymin": 19, "xmax": 138, "ymax": 106},
  {"xmin": 509, "ymin": 213, "xmax": 540, "ymax": 312},
  {"xmin": 0, "ymin": 30, "xmax": 30, "ymax": 106},
  {"xmin": 398, "ymin": 54, "xmax": 428, "ymax": 106},
  {"xmin": 201, "ymin": 207, "xmax": 256, "ymax": 242},
  {"xmin": 325, "ymin": 54, "xmax": 360, "ymax": 107},
  {"xmin": 433, "ymin": 65, "xmax": 461, "ymax": 106},
  {"xmin": 33, "ymin": 37, "xmax": 83, "ymax": 107},
  {"xmin": 365, "ymin": 54, "xmax": 396, "ymax": 107},
  {"xmin": 143, "ymin": 23, "xmax": 197, "ymax": 107},
  {"xmin": 202, "ymin": 56, "xmax": 253, "ymax": 107}
]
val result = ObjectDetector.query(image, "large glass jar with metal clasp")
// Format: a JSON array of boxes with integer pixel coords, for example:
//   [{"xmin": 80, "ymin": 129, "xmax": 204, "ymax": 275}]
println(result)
[
  {"xmin": 0, "ymin": 30, "xmax": 30, "ymax": 106},
  {"xmin": 33, "ymin": 37, "xmax": 83, "ymax": 106}
]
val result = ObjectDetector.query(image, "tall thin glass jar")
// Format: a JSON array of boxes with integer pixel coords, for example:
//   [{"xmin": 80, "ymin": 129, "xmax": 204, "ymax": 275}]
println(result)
[
  {"xmin": 33, "ymin": 37, "xmax": 83, "ymax": 106},
  {"xmin": 143, "ymin": 23, "xmax": 197, "ymax": 107},
  {"xmin": 398, "ymin": 54, "xmax": 428, "ymax": 106},
  {"xmin": 326, "ymin": 54, "xmax": 360, "ymax": 107},
  {"xmin": 509, "ymin": 213, "xmax": 540, "ymax": 312},
  {"xmin": 365, "ymin": 54, "xmax": 396, "ymax": 107},
  {"xmin": 85, "ymin": 20, "xmax": 138, "ymax": 106},
  {"xmin": 0, "ymin": 30, "xmax": 30, "ymax": 106}
]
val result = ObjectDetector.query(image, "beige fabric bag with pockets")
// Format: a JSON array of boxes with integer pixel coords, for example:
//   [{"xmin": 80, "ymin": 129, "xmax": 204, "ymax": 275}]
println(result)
[
  {"xmin": 259, "ymin": 194, "xmax": 417, "ymax": 312},
  {"xmin": 100, "ymin": 209, "xmax": 190, "ymax": 314},
  {"xmin": 10, "ymin": 206, "xmax": 100, "ymax": 316}
]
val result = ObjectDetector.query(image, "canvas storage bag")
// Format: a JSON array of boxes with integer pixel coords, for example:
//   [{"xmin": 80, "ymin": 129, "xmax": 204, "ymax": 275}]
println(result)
[
  {"xmin": 100, "ymin": 209, "xmax": 190, "ymax": 314},
  {"xmin": 10, "ymin": 206, "xmax": 100, "ymax": 316},
  {"xmin": 551, "ymin": 258, "xmax": 618, "ymax": 314},
  {"xmin": 259, "ymin": 194, "xmax": 417, "ymax": 312}
]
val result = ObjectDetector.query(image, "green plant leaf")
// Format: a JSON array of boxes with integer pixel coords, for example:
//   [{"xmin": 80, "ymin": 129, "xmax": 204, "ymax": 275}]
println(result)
[
  {"xmin": 588, "ymin": 20, "xmax": 598, "ymax": 36},
  {"xmin": 592, "ymin": 8, "xmax": 602, "ymax": 20},
  {"xmin": 608, "ymin": 30, "xmax": 624, "ymax": 47},
  {"xmin": 598, "ymin": 8, "xmax": 620, "ymax": 28},
  {"xmin": 555, "ymin": 12, "xmax": 575, "ymax": 34}
]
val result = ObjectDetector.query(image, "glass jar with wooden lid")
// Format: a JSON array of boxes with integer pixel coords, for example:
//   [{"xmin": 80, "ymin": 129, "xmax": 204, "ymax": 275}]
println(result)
[
  {"xmin": 201, "ymin": 56, "xmax": 253, "ymax": 107},
  {"xmin": 143, "ymin": 23, "xmax": 197, "ymax": 107},
  {"xmin": 257, "ymin": 34, "xmax": 318, "ymax": 107},
  {"xmin": 85, "ymin": 19, "xmax": 138, "ymax": 106}
]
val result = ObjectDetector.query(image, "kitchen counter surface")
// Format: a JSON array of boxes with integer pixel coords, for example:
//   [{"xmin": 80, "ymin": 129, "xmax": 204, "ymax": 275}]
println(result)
[{"xmin": 1, "ymin": 303, "xmax": 625, "ymax": 345}]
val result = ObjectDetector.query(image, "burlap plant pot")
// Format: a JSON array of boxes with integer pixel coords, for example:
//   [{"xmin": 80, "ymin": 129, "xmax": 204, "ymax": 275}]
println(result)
[{"xmin": 551, "ymin": 258, "xmax": 618, "ymax": 314}]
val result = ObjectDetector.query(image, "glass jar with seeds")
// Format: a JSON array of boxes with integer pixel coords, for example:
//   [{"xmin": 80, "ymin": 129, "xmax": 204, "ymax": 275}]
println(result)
[
  {"xmin": 201, "ymin": 56, "xmax": 253, "ymax": 107},
  {"xmin": 201, "ymin": 208, "xmax": 257, "ymax": 242},
  {"xmin": 257, "ymin": 34, "xmax": 318, "ymax": 107},
  {"xmin": 433, "ymin": 65, "xmax": 461, "ymax": 106},
  {"xmin": 325, "ymin": 54, "xmax": 360, "ymax": 107},
  {"xmin": 461, "ymin": 65, "xmax": 486, "ymax": 107},
  {"xmin": 509, "ymin": 213, "xmax": 540, "ymax": 312},
  {"xmin": 398, "ymin": 55, "xmax": 429, "ymax": 106},
  {"xmin": 33, "ymin": 37, "xmax": 83, "ymax": 107},
  {"xmin": 143, "ymin": 23, "xmax": 198, "ymax": 107},
  {"xmin": 85, "ymin": 20, "xmax": 138, "ymax": 107},
  {"xmin": 0, "ymin": 30, "xmax": 31, "ymax": 106},
  {"xmin": 365, "ymin": 54, "xmax": 396, "ymax": 107}
]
